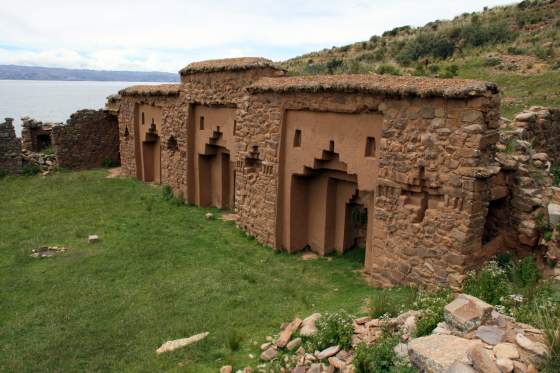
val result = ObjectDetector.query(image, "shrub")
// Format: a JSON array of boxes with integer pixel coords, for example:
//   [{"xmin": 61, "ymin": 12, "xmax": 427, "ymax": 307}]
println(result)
[
  {"xmin": 226, "ymin": 330, "xmax": 242, "ymax": 351},
  {"xmin": 376, "ymin": 64, "xmax": 402, "ymax": 76},
  {"xmin": 537, "ymin": 304, "xmax": 560, "ymax": 372},
  {"xmin": 484, "ymin": 57, "xmax": 502, "ymax": 67},
  {"xmin": 440, "ymin": 64, "xmax": 459, "ymax": 79},
  {"xmin": 510, "ymin": 256, "xmax": 540, "ymax": 288},
  {"xmin": 551, "ymin": 164, "xmax": 560, "ymax": 187},
  {"xmin": 413, "ymin": 288, "xmax": 453, "ymax": 337},
  {"xmin": 22, "ymin": 163, "xmax": 40, "ymax": 176},
  {"xmin": 354, "ymin": 335, "xmax": 414, "ymax": 373},
  {"xmin": 370, "ymin": 289, "xmax": 399, "ymax": 318},
  {"xmin": 309, "ymin": 310, "xmax": 354, "ymax": 351},
  {"xmin": 507, "ymin": 46, "xmax": 525, "ymax": 55},
  {"xmin": 462, "ymin": 261, "xmax": 511, "ymax": 305},
  {"xmin": 101, "ymin": 158, "xmax": 118, "ymax": 168},
  {"xmin": 0, "ymin": 169, "xmax": 7, "ymax": 179},
  {"xmin": 396, "ymin": 33, "xmax": 455, "ymax": 65},
  {"xmin": 453, "ymin": 19, "xmax": 515, "ymax": 48},
  {"xmin": 326, "ymin": 58, "xmax": 343, "ymax": 74},
  {"xmin": 41, "ymin": 146, "xmax": 55, "ymax": 155}
]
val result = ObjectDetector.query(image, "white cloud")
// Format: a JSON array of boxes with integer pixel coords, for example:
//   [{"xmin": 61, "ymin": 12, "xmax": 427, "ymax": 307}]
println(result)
[{"xmin": 0, "ymin": 0, "xmax": 515, "ymax": 72}]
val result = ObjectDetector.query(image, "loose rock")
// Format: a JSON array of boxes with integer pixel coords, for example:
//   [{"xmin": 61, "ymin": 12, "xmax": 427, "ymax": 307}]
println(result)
[
  {"xmin": 155, "ymin": 332, "xmax": 209, "ymax": 354},
  {"xmin": 316, "ymin": 345, "xmax": 341, "ymax": 360},
  {"xmin": 468, "ymin": 345, "xmax": 501, "ymax": 373}
]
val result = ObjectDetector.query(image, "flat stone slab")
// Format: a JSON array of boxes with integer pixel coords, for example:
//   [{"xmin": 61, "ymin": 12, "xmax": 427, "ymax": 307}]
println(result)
[
  {"xmin": 408, "ymin": 334, "xmax": 482, "ymax": 373},
  {"xmin": 475, "ymin": 325, "xmax": 505, "ymax": 345},
  {"xmin": 444, "ymin": 294, "xmax": 493, "ymax": 332}
]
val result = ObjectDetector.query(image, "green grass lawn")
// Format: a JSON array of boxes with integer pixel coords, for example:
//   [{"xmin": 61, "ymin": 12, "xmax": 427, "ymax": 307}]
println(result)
[{"xmin": 0, "ymin": 170, "xmax": 400, "ymax": 372}]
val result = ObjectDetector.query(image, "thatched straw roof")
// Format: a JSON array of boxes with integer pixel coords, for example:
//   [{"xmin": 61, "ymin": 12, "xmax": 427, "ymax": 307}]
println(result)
[
  {"xmin": 119, "ymin": 84, "xmax": 181, "ymax": 97},
  {"xmin": 179, "ymin": 57, "xmax": 281, "ymax": 75},
  {"xmin": 247, "ymin": 74, "xmax": 498, "ymax": 98}
]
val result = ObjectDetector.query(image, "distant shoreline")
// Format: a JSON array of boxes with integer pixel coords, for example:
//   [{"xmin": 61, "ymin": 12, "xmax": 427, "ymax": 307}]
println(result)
[{"xmin": 0, "ymin": 64, "xmax": 179, "ymax": 83}]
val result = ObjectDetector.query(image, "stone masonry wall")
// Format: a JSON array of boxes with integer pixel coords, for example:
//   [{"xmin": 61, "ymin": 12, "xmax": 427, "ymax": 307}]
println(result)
[
  {"xmin": 51, "ymin": 109, "xmax": 119, "ymax": 169},
  {"xmin": 506, "ymin": 107, "xmax": 560, "ymax": 164},
  {"xmin": 0, "ymin": 118, "xmax": 21, "ymax": 174},
  {"xmin": 180, "ymin": 68, "xmax": 285, "ymax": 202},
  {"xmin": 235, "ymin": 89, "xmax": 501, "ymax": 288},
  {"xmin": 117, "ymin": 92, "xmax": 187, "ymax": 196}
]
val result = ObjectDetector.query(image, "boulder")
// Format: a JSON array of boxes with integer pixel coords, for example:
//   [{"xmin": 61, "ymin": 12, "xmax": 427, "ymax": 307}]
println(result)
[
  {"xmin": 394, "ymin": 342, "xmax": 408, "ymax": 358},
  {"xmin": 260, "ymin": 347, "xmax": 277, "ymax": 361},
  {"xmin": 468, "ymin": 345, "xmax": 501, "ymax": 373},
  {"xmin": 307, "ymin": 363, "xmax": 322, "ymax": 373},
  {"xmin": 447, "ymin": 361, "xmax": 476, "ymax": 373},
  {"xmin": 493, "ymin": 343, "xmax": 519, "ymax": 360},
  {"xmin": 408, "ymin": 334, "xmax": 482, "ymax": 373},
  {"xmin": 548, "ymin": 203, "xmax": 560, "ymax": 226},
  {"xmin": 444, "ymin": 294, "xmax": 493, "ymax": 332},
  {"xmin": 328, "ymin": 356, "xmax": 345, "ymax": 370},
  {"xmin": 475, "ymin": 325, "xmax": 506, "ymax": 345},
  {"xmin": 300, "ymin": 313, "xmax": 321, "ymax": 337},
  {"xmin": 496, "ymin": 358, "xmax": 514, "ymax": 372},
  {"xmin": 515, "ymin": 333, "xmax": 548, "ymax": 357},
  {"xmin": 287, "ymin": 337, "xmax": 302, "ymax": 351},
  {"xmin": 316, "ymin": 345, "xmax": 340, "ymax": 360},
  {"xmin": 276, "ymin": 318, "xmax": 302, "ymax": 348}
]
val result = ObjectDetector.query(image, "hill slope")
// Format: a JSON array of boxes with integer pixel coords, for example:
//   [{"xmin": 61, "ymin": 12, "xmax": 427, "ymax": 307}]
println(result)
[
  {"xmin": 282, "ymin": 0, "xmax": 560, "ymax": 117},
  {"xmin": 0, "ymin": 65, "xmax": 178, "ymax": 82}
]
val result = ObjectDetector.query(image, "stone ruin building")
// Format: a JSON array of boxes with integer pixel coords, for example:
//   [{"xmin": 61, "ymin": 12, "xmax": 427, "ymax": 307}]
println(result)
[
  {"xmin": 2, "ymin": 56, "xmax": 554, "ymax": 288},
  {"xmin": 0, "ymin": 109, "xmax": 120, "ymax": 175}
]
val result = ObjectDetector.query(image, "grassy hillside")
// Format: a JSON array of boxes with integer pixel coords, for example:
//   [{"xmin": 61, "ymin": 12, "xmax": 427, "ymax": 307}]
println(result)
[{"xmin": 282, "ymin": 0, "xmax": 560, "ymax": 118}]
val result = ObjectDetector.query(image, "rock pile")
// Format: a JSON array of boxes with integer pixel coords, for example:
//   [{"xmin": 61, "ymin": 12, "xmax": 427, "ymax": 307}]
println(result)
[
  {"xmin": 21, "ymin": 149, "xmax": 57, "ymax": 174},
  {"xmin": 221, "ymin": 294, "xmax": 549, "ymax": 373}
]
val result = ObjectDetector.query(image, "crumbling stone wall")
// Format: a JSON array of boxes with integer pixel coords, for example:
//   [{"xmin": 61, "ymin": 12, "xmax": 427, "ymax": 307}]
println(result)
[
  {"xmin": 492, "ymin": 108, "xmax": 559, "ymax": 251},
  {"xmin": 506, "ymin": 107, "xmax": 560, "ymax": 164},
  {"xmin": 0, "ymin": 118, "xmax": 21, "ymax": 174},
  {"xmin": 21, "ymin": 117, "xmax": 56, "ymax": 152},
  {"xmin": 51, "ymin": 109, "xmax": 119, "ymax": 169}
]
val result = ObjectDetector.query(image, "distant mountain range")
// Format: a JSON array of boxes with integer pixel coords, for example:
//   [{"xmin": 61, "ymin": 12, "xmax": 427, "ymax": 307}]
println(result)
[{"xmin": 0, "ymin": 65, "xmax": 179, "ymax": 82}]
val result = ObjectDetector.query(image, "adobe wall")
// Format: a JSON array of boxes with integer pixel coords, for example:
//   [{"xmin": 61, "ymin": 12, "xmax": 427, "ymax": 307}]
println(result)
[
  {"xmin": 0, "ymin": 118, "xmax": 21, "ymax": 175},
  {"xmin": 117, "ymin": 85, "xmax": 187, "ymax": 196},
  {"xmin": 51, "ymin": 109, "xmax": 119, "ymax": 170},
  {"xmin": 236, "ymin": 76, "xmax": 501, "ymax": 288}
]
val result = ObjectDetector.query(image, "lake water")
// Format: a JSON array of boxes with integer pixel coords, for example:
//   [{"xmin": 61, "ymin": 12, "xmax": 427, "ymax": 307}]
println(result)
[{"xmin": 0, "ymin": 80, "xmax": 160, "ymax": 135}]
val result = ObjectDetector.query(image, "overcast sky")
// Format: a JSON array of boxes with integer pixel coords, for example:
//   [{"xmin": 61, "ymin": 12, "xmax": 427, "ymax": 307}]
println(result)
[{"xmin": 0, "ymin": 0, "xmax": 515, "ymax": 73}]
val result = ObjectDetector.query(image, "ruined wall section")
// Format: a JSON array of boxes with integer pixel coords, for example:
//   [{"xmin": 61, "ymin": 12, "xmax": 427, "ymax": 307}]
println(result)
[
  {"xmin": 0, "ymin": 118, "xmax": 21, "ymax": 174},
  {"xmin": 51, "ymin": 109, "xmax": 119, "ymax": 170},
  {"xmin": 21, "ymin": 118, "xmax": 56, "ymax": 152},
  {"xmin": 117, "ymin": 85, "xmax": 187, "ymax": 195},
  {"xmin": 507, "ymin": 107, "xmax": 560, "ymax": 164}
]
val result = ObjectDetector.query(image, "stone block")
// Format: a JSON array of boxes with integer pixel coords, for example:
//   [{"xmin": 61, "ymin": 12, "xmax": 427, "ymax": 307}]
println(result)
[
  {"xmin": 408, "ymin": 334, "xmax": 482, "ymax": 373},
  {"xmin": 444, "ymin": 294, "xmax": 493, "ymax": 332}
]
